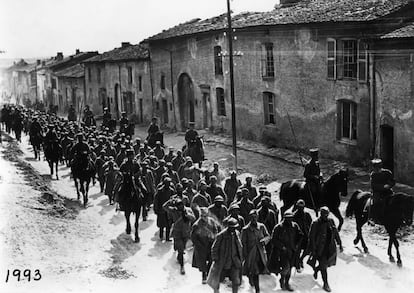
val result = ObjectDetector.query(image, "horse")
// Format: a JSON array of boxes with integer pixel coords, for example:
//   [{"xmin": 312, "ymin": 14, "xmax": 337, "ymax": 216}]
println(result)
[
  {"xmin": 70, "ymin": 153, "xmax": 96, "ymax": 207},
  {"xmin": 147, "ymin": 131, "xmax": 164, "ymax": 148},
  {"xmin": 43, "ymin": 140, "xmax": 63, "ymax": 180},
  {"xmin": 279, "ymin": 169, "xmax": 348, "ymax": 231},
  {"xmin": 345, "ymin": 190, "xmax": 414, "ymax": 265},
  {"xmin": 182, "ymin": 136, "xmax": 205, "ymax": 168},
  {"xmin": 115, "ymin": 173, "xmax": 144, "ymax": 243},
  {"xmin": 30, "ymin": 132, "xmax": 43, "ymax": 160}
]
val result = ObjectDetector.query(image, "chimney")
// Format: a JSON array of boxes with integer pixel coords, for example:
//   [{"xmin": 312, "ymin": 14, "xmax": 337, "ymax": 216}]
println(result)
[
  {"xmin": 37, "ymin": 59, "xmax": 41, "ymax": 65},
  {"xmin": 121, "ymin": 42, "xmax": 131, "ymax": 48},
  {"xmin": 279, "ymin": 0, "xmax": 302, "ymax": 7},
  {"xmin": 56, "ymin": 52, "xmax": 63, "ymax": 60},
  {"xmin": 75, "ymin": 49, "xmax": 80, "ymax": 54}
]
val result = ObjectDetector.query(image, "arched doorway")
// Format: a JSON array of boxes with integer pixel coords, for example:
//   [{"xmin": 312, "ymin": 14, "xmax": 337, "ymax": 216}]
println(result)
[{"xmin": 177, "ymin": 73, "xmax": 195, "ymax": 130}]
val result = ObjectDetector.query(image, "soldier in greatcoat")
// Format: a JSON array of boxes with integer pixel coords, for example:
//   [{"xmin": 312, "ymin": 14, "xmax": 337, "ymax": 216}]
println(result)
[{"xmin": 153, "ymin": 177, "xmax": 175, "ymax": 241}]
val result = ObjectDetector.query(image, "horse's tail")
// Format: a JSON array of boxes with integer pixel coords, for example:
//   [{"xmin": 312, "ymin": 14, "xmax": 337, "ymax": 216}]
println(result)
[{"xmin": 346, "ymin": 189, "xmax": 361, "ymax": 218}]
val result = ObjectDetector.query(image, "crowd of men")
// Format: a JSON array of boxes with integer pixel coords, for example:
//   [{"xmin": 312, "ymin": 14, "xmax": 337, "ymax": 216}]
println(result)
[{"xmin": 0, "ymin": 103, "xmax": 397, "ymax": 293}]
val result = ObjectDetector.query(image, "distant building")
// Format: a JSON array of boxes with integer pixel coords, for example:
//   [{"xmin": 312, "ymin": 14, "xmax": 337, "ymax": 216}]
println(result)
[{"xmin": 82, "ymin": 42, "xmax": 151, "ymax": 122}]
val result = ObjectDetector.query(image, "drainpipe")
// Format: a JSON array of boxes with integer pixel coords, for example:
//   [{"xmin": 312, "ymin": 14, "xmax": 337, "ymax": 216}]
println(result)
[
  {"xmin": 369, "ymin": 51, "xmax": 376, "ymax": 158},
  {"xmin": 148, "ymin": 51, "xmax": 155, "ymax": 118}
]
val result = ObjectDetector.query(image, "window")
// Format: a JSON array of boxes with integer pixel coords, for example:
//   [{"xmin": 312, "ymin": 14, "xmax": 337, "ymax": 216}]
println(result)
[
  {"xmin": 138, "ymin": 75, "xmax": 142, "ymax": 91},
  {"xmin": 127, "ymin": 67, "xmax": 133, "ymax": 84},
  {"xmin": 261, "ymin": 43, "xmax": 275, "ymax": 78},
  {"xmin": 156, "ymin": 101, "xmax": 160, "ymax": 110},
  {"xmin": 88, "ymin": 68, "xmax": 91, "ymax": 81},
  {"xmin": 97, "ymin": 68, "xmax": 101, "ymax": 84},
  {"xmin": 338, "ymin": 100, "xmax": 357, "ymax": 141},
  {"xmin": 343, "ymin": 40, "xmax": 357, "ymax": 79},
  {"xmin": 161, "ymin": 74, "xmax": 166, "ymax": 90},
  {"xmin": 51, "ymin": 78, "xmax": 57, "ymax": 89},
  {"xmin": 214, "ymin": 46, "xmax": 223, "ymax": 75},
  {"xmin": 216, "ymin": 87, "xmax": 226, "ymax": 116},
  {"xmin": 263, "ymin": 92, "xmax": 276, "ymax": 125},
  {"xmin": 327, "ymin": 39, "xmax": 367, "ymax": 81}
]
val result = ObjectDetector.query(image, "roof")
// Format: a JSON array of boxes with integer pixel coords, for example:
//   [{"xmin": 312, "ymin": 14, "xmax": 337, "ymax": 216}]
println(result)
[
  {"xmin": 48, "ymin": 51, "xmax": 98, "ymax": 70},
  {"xmin": 381, "ymin": 20, "xmax": 414, "ymax": 38},
  {"xmin": 83, "ymin": 44, "xmax": 149, "ymax": 63},
  {"xmin": 147, "ymin": 0, "xmax": 413, "ymax": 41},
  {"xmin": 55, "ymin": 64, "xmax": 84, "ymax": 78}
]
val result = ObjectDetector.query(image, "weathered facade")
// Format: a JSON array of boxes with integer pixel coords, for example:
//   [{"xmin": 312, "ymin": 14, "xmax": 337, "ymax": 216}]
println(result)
[
  {"xmin": 83, "ymin": 43, "xmax": 152, "ymax": 123},
  {"xmin": 145, "ymin": 0, "xmax": 414, "ymax": 183},
  {"xmin": 371, "ymin": 22, "xmax": 414, "ymax": 183},
  {"xmin": 55, "ymin": 64, "xmax": 85, "ymax": 116}
]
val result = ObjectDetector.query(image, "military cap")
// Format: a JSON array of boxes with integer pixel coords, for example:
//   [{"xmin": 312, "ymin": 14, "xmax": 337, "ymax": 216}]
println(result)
[
  {"xmin": 226, "ymin": 217, "xmax": 239, "ymax": 228},
  {"xmin": 76, "ymin": 133, "xmax": 83, "ymax": 138},
  {"xmin": 214, "ymin": 195, "xmax": 224, "ymax": 202},
  {"xmin": 121, "ymin": 145, "xmax": 127, "ymax": 149},
  {"xmin": 310, "ymin": 148, "xmax": 319, "ymax": 155},
  {"xmin": 259, "ymin": 186, "xmax": 267, "ymax": 191},
  {"xmin": 261, "ymin": 196, "xmax": 271, "ymax": 203},
  {"xmin": 320, "ymin": 206, "xmax": 330, "ymax": 215},
  {"xmin": 249, "ymin": 209, "xmax": 258, "ymax": 216},
  {"xmin": 156, "ymin": 141, "xmax": 161, "ymax": 145},
  {"xmin": 296, "ymin": 199, "xmax": 305, "ymax": 207},
  {"xmin": 228, "ymin": 204, "xmax": 240, "ymax": 211},
  {"xmin": 166, "ymin": 162, "xmax": 173, "ymax": 167},
  {"xmin": 371, "ymin": 158, "xmax": 382, "ymax": 165},
  {"xmin": 241, "ymin": 188, "xmax": 249, "ymax": 194},
  {"xmin": 126, "ymin": 149, "xmax": 134, "ymax": 155}
]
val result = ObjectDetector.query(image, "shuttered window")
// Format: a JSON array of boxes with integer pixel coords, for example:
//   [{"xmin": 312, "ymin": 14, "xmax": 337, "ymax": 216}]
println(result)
[
  {"xmin": 214, "ymin": 46, "xmax": 223, "ymax": 75},
  {"xmin": 216, "ymin": 87, "xmax": 226, "ymax": 116},
  {"xmin": 357, "ymin": 41, "xmax": 368, "ymax": 82},
  {"xmin": 263, "ymin": 92, "xmax": 276, "ymax": 125},
  {"xmin": 327, "ymin": 38, "xmax": 336, "ymax": 80}
]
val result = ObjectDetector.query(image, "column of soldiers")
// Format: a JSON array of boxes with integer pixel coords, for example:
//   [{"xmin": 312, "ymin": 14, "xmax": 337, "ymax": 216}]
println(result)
[{"xmin": 8, "ymin": 105, "xmax": 400, "ymax": 293}]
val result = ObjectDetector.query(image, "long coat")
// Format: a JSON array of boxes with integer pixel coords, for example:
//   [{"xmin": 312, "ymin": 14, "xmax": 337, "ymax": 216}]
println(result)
[
  {"xmin": 268, "ymin": 221, "xmax": 303, "ymax": 274},
  {"xmin": 191, "ymin": 217, "xmax": 221, "ymax": 272},
  {"xmin": 308, "ymin": 217, "xmax": 341, "ymax": 268},
  {"xmin": 207, "ymin": 229, "xmax": 243, "ymax": 290},
  {"xmin": 241, "ymin": 222, "xmax": 270, "ymax": 276},
  {"xmin": 153, "ymin": 186, "xmax": 175, "ymax": 228}
]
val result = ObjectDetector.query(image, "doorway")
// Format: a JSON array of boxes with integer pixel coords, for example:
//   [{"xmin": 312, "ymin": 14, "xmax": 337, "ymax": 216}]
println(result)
[
  {"xmin": 380, "ymin": 125, "xmax": 394, "ymax": 172},
  {"xmin": 177, "ymin": 73, "xmax": 195, "ymax": 130}
]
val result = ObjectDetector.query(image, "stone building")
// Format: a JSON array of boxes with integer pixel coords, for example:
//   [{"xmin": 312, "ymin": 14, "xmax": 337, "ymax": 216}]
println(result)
[
  {"xmin": 4, "ymin": 59, "xmax": 37, "ymax": 105},
  {"xmin": 145, "ymin": 0, "xmax": 414, "ymax": 183},
  {"xmin": 82, "ymin": 43, "xmax": 151, "ymax": 123},
  {"xmin": 370, "ymin": 21, "xmax": 414, "ymax": 182},
  {"xmin": 55, "ymin": 64, "xmax": 85, "ymax": 117}
]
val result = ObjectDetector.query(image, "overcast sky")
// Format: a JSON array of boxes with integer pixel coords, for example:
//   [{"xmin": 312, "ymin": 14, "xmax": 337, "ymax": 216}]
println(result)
[{"xmin": 0, "ymin": 0, "xmax": 277, "ymax": 59}]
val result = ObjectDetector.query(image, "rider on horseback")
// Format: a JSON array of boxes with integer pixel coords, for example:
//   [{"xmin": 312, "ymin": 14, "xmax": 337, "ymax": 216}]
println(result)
[
  {"xmin": 70, "ymin": 133, "xmax": 91, "ymax": 166},
  {"xmin": 44, "ymin": 124, "xmax": 59, "ymax": 146},
  {"xmin": 82, "ymin": 105, "xmax": 95, "ymax": 127},
  {"xmin": 185, "ymin": 122, "xmax": 198, "ymax": 149},
  {"xmin": 304, "ymin": 148, "xmax": 323, "ymax": 202},
  {"xmin": 369, "ymin": 158, "xmax": 395, "ymax": 224},
  {"xmin": 119, "ymin": 111, "xmax": 129, "ymax": 134},
  {"xmin": 102, "ymin": 107, "xmax": 111, "ymax": 128}
]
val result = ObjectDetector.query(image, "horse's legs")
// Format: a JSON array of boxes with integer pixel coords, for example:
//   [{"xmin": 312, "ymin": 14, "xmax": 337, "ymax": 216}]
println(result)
[
  {"xmin": 388, "ymin": 237, "xmax": 395, "ymax": 263},
  {"xmin": 393, "ymin": 236, "xmax": 402, "ymax": 266},
  {"xmin": 135, "ymin": 209, "xmax": 140, "ymax": 243},
  {"xmin": 331, "ymin": 208, "xmax": 344, "ymax": 232},
  {"xmin": 125, "ymin": 211, "xmax": 131, "ymax": 234},
  {"xmin": 356, "ymin": 218, "xmax": 369, "ymax": 253},
  {"xmin": 74, "ymin": 178, "xmax": 80, "ymax": 200},
  {"xmin": 55, "ymin": 161, "xmax": 59, "ymax": 180},
  {"xmin": 48, "ymin": 161, "xmax": 53, "ymax": 176},
  {"xmin": 84, "ymin": 179, "xmax": 90, "ymax": 206}
]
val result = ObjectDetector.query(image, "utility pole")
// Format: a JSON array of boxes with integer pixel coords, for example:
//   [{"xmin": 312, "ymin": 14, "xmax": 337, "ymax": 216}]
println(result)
[{"xmin": 227, "ymin": 0, "xmax": 238, "ymax": 173}]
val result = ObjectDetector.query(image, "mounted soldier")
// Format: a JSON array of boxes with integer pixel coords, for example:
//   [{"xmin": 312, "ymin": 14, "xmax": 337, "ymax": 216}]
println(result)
[
  {"xmin": 82, "ymin": 105, "xmax": 96, "ymax": 127},
  {"xmin": 29, "ymin": 116, "xmax": 43, "ymax": 159},
  {"xmin": 70, "ymin": 133, "xmax": 91, "ymax": 167},
  {"xmin": 102, "ymin": 107, "xmax": 111, "ymax": 128},
  {"xmin": 68, "ymin": 104, "xmax": 77, "ymax": 122},
  {"xmin": 304, "ymin": 148, "xmax": 323, "ymax": 205},
  {"xmin": 147, "ymin": 117, "xmax": 163, "ymax": 148},
  {"xmin": 369, "ymin": 158, "xmax": 395, "ymax": 224},
  {"xmin": 119, "ymin": 111, "xmax": 129, "ymax": 134},
  {"xmin": 44, "ymin": 124, "xmax": 59, "ymax": 147},
  {"xmin": 185, "ymin": 122, "xmax": 198, "ymax": 149}
]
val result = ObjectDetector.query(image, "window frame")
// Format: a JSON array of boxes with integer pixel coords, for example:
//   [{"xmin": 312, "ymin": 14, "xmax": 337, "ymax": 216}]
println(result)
[
  {"xmin": 160, "ymin": 74, "xmax": 166, "ymax": 90},
  {"xmin": 342, "ymin": 39, "xmax": 358, "ymax": 79},
  {"xmin": 261, "ymin": 43, "xmax": 275, "ymax": 79},
  {"xmin": 127, "ymin": 66, "xmax": 133, "ymax": 84},
  {"xmin": 263, "ymin": 92, "xmax": 276, "ymax": 125},
  {"xmin": 327, "ymin": 38, "xmax": 336, "ymax": 80},
  {"xmin": 216, "ymin": 87, "xmax": 226, "ymax": 117},
  {"xmin": 338, "ymin": 100, "xmax": 358, "ymax": 143},
  {"xmin": 214, "ymin": 46, "xmax": 223, "ymax": 75},
  {"xmin": 138, "ymin": 75, "xmax": 142, "ymax": 91}
]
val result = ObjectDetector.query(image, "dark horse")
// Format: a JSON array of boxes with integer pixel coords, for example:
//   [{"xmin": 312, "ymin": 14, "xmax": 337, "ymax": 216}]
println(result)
[
  {"xmin": 116, "ymin": 173, "xmax": 144, "ymax": 243},
  {"xmin": 182, "ymin": 136, "xmax": 205, "ymax": 168},
  {"xmin": 345, "ymin": 190, "xmax": 414, "ymax": 265},
  {"xmin": 70, "ymin": 153, "xmax": 96, "ymax": 207},
  {"xmin": 43, "ymin": 140, "xmax": 62, "ymax": 180},
  {"xmin": 30, "ymin": 132, "xmax": 43, "ymax": 160},
  {"xmin": 147, "ymin": 131, "xmax": 164, "ymax": 148},
  {"xmin": 279, "ymin": 169, "xmax": 348, "ymax": 231}
]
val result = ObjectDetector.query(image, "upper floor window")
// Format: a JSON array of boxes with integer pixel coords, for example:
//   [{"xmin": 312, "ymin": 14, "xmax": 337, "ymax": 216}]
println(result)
[
  {"xmin": 216, "ymin": 87, "xmax": 226, "ymax": 116},
  {"xmin": 263, "ymin": 92, "xmax": 276, "ymax": 125},
  {"xmin": 337, "ymin": 100, "xmax": 357, "ymax": 141},
  {"xmin": 138, "ymin": 75, "xmax": 142, "ymax": 91},
  {"xmin": 51, "ymin": 78, "xmax": 57, "ymax": 89},
  {"xmin": 261, "ymin": 43, "xmax": 275, "ymax": 79},
  {"xmin": 327, "ymin": 38, "xmax": 367, "ymax": 82},
  {"xmin": 88, "ymin": 68, "xmax": 91, "ymax": 81},
  {"xmin": 127, "ymin": 66, "xmax": 133, "ymax": 84},
  {"xmin": 161, "ymin": 74, "xmax": 166, "ymax": 90},
  {"xmin": 97, "ymin": 68, "xmax": 101, "ymax": 84},
  {"xmin": 214, "ymin": 46, "xmax": 223, "ymax": 75}
]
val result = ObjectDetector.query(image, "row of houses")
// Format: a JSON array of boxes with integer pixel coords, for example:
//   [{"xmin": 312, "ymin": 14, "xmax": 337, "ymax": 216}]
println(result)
[{"xmin": 2, "ymin": 0, "xmax": 414, "ymax": 184}]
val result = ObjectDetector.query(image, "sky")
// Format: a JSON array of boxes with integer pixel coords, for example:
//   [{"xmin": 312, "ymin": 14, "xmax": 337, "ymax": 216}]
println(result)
[{"xmin": 0, "ymin": 0, "xmax": 277, "ymax": 60}]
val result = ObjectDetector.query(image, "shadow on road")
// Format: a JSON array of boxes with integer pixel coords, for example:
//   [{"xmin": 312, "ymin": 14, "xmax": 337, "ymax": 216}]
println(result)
[{"xmin": 107, "ymin": 232, "xmax": 142, "ymax": 265}]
